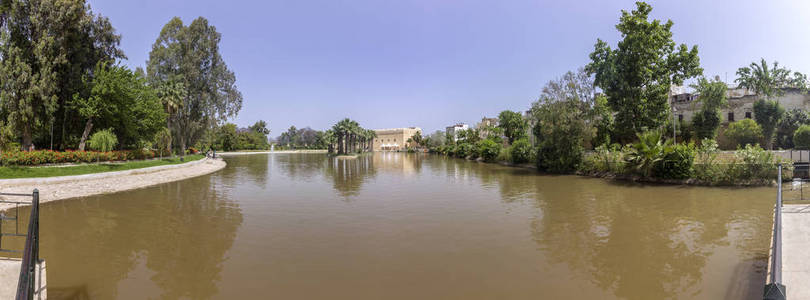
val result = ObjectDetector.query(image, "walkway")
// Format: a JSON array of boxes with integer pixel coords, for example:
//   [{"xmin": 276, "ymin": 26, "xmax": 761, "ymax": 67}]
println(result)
[
  {"xmin": 783, "ymin": 204, "xmax": 810, "ymax": 299},
  {"xmin": 0, "ymin": 258, "xmax": 45, "ymax": 299}
]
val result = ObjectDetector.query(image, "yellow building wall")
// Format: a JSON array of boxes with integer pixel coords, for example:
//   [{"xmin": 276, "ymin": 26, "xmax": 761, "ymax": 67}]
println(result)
[{"xmin": 373, "ymin": 128, "xmax": 421, "ymax": 151}]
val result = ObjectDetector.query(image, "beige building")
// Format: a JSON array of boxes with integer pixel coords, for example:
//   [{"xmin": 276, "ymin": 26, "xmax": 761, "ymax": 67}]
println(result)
[
  {"xmin": 373, "ymin": 127, "xmax": 422, "ymax": 151},
  {"xmin": 671, "ymin": 86, "xmax": 810, "ymax": 123}
]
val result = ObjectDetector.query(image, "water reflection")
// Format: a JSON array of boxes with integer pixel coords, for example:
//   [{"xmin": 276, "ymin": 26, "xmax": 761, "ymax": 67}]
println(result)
[
  {"xmin": 17, "ymin": 153, "xmax": 774, "ymax": 299},
  {"xmin": 39, "ymin": 174, "xmax": 243, "ymax": 299}
]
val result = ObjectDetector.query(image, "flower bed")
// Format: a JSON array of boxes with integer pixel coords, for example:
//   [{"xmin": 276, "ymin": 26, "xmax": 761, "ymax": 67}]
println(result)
[{"xmin": 0, "ymin": 149, "xmax": 157, "ymax": 166}]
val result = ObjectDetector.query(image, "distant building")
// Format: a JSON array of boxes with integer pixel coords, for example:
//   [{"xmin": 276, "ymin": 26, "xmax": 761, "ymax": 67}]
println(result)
[
  {"xmin": 670, "ymin": 85, "xmax": 810, "ymax": 123},
  {"xmin": 445, "ymin": 124, "xmax": 469, "ymax": 141},
  {"xmin": 373, "ymin": 127, "xmax": 422, "ymax": 151},
  {"xmin": 477, "ymin": 117, "xmax": 499, "ymax": 140}
]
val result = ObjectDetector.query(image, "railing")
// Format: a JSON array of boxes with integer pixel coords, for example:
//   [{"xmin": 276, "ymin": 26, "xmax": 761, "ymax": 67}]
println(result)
[
  {"xmin": 0, "ymin": 190, "xmax": 40, "ymax": 300},
  {"xmin": 764, "ymin": 165, "xmax": 786, "ymax": 300}
]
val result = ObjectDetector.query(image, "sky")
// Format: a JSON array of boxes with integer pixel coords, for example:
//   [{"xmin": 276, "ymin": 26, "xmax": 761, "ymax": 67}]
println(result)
[{"xmin": 89, "ymin": 0, "xmax": 810, "ymax": 135}]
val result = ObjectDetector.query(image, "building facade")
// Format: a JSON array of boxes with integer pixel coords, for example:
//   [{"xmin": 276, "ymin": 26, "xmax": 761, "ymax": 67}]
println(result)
[
  {"xmin": 445, "ymin": 124, "xmax": 469, "ymax": 141},
  {"xmin": 373, "ymin": 127, "xmax": 422, "ymax": 151},
  {"xmin": 671, "ymin": 86, "xmax": 810, "ymax": 123},
  {"xmin": 477, "ymin": 117, "xmax": 499, "ymax": 140}
]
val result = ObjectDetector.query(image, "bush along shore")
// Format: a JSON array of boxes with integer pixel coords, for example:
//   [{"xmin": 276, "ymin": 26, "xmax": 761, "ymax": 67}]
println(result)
[{"xmin": 428, "ymin": 131, "xmax": 791, "ymax": 187}]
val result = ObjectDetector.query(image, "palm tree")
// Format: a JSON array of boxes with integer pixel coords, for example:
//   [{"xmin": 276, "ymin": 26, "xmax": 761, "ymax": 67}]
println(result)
[
  {"xmin": 735, "ymin": 58, "xmax": 806, "ymax": 99},
  {"xmin": 155, "ymin": 79, "xmax": 186, "ymax": 154}
]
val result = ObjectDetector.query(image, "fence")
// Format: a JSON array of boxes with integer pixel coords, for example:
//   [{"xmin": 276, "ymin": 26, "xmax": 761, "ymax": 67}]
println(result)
[
  {"xmin": 764, "ymin": 165, "xmax": 786, "ymax": 300},
  {"xmin": 0, "ymin": 189, "xmax": 40, "ymax": 300}
]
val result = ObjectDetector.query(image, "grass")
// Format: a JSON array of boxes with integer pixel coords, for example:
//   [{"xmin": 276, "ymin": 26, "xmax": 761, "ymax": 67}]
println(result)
[{"xmin": 0, "ymin": 154, "xmax": 205, "ymax": 179}]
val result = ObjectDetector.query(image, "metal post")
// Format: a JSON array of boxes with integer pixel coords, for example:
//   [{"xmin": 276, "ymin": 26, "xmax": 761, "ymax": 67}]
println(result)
[{"xmin": 33, "ymin": 189, "xmax": 38, "ymax": 264}]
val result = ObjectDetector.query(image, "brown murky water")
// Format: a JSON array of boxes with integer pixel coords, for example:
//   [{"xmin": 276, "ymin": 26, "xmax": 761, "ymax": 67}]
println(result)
[{"xmin": 17, "ymin": 153, "xmax": 778, "ymax": 299}]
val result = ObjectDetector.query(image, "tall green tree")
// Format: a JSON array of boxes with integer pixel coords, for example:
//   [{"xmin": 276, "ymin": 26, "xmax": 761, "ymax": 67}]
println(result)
[
  {"xmin": 776, "ymin": 109, "xmax": 810, "ymax": 149},
  {"xmin": 690, "ymin": 77, "xmax": 727, "ymax": 140},
  {"xmin": 73, "ymin": 62, "xmax": 166, "ymax": 150},
  {"xmin": 147, "ymin": 17, "xmax": 243, "ymax": 155},
  {"xmin": 586, "ymin": 1, "xmax": 702, "ymax": 142},
  {"xmin": 498, "ymin": 110, "xmax": 527, "ymax": 144},
  {"xmin": 753, "ymin": 99, "xmax": 784, "ymax": 149}
]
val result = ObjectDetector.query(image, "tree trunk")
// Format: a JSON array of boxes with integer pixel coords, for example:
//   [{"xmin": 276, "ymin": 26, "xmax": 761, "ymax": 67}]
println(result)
[
  {"xmin": 180, "ymin": 134, "xmax": 186, "ymax": 158},
  {"xmin": 22, "ymin": 125, "xmax": 33, "ymax": 151},
  {"xmin": 78, "ymin": 118, "xmax": 93, "ymax": 151}
]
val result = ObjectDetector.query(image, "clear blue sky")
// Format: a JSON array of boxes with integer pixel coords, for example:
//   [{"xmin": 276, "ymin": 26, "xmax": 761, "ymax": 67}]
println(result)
[{"xmin": 89, "ymin": 0, "xmax": 810, "ymax": 134}]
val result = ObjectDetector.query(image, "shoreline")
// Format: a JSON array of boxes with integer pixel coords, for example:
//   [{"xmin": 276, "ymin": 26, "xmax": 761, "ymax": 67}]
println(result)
[
  {"xmin": 448, "ymin": 154, "xmax": 779, "ymax": 187},
  {"xmin": 0, "ymin": 157, "xmax": 227, "ymax": 209},
  {"xmin": 218, "ymin": 150, "xmax": 327, "ymax": 156}
]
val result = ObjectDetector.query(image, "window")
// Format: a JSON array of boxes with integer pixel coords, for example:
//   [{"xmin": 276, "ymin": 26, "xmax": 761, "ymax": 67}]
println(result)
[
  {"xmin": 678, "ymin": 114, "xmax": 683, "ymax": 121},
  {"xmin": 745, "ymin": 112, "xmax": 752, "ymax": 119},
  {"xmin": 728, "ymin": 112, "xmax": 734, "ymax": 122}
]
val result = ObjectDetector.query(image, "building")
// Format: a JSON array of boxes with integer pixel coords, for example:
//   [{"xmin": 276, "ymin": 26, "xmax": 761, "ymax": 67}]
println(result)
[
  {"xmin": 671, "ymin": 85, "xmax": 810, "ymax": 123},
  {"xmin": 373, "ymin": 127, "xmax": 422, "ymax": 151},
  {"xmin": 445, "ymin": 124, "xmax": 469, "ymax": 141},
  {"xmin": 477, "ymin": 117, "xmax": 499, "ymax": 140}
]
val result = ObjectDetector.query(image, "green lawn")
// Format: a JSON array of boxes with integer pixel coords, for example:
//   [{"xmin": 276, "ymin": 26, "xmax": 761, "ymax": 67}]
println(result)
[{"xmin": 0, "ymin": 155, "xmax": 205, "ymax": 179}]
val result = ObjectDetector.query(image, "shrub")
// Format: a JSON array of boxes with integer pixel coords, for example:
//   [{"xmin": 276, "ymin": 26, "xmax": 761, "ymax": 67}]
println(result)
[
  {"xmin": 88, "ymin": 129, "xmax": 118, "ymax": 152},
  {"xmin": 624, "ymin": 130, "xmax": 665, "ymax": 177},
  {"xmin": 476, "ymin": 139, "xmax": 501, "ymax": 162},
  {"xmin": 694, "ymin": 139, "xmax": 722, "ymax": 181},
  {"xmin": 653, "ymin": 143, "xmax": 695, "ymax": 179},
  {"xmin": 509, "ymin": 138, "xmax": 533, "ymax": 164},
  {"xmin": 794, "ymin": 125, "xmax": 810, "ymax": 150},
  {"xmin": 725, "ymin": 119, "xmax": 763, "ymax": 148},
  {"xmin": 455, "ymin": 143, "xmax": 474, "ymax": 158},
  {"xmin": 580, "ymin": 144, "xmax": 625, "ymax": 174},
  {"xmin": 154, "ymin": 128, "xmax": 172, "ymax": 158}
]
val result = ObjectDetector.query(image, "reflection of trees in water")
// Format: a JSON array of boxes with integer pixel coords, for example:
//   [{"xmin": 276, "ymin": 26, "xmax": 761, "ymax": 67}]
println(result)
[
  {"xmin": 326, "ymin": 155, "xmax": 377, "ymax": 197},
  {"xmin": 37, "ymin": 174, "xmax": 243, "ymax": 299},
  {"xmin": 527, "ymin": 180, "xmax": 769, "ymax": 299},
  {"xmin": 424, "ymin": 157, "xmax": 770, "ymax": 299},
  {"xmin": 273, "ymin": 153, "xmax": 329, "ymax": 181}
]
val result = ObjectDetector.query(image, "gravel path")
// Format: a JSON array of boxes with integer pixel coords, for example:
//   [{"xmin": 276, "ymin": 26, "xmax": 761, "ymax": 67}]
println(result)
[{"xmin": 0, "ymin": 157, "xmax": 226, "ymax": 209}]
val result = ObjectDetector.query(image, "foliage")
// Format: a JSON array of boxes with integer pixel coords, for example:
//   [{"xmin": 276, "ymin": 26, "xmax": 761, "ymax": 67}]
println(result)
[
  {"xmin": 725, "ymin": 119, "xmax": 763, "ymax": 148},
  {"xmin": 693, "ymin": 139, "xmax": 722, "ymax": 181},
  {"xmin": 793, "ymin": 125, "xmax": 810, "ymax": 150},
  {"xmin": 509, "ymin": 138, "xmax": 533, "ymax": 164},
  {"xmin": 454, "ymin": 143, "xmax": 474, "ymax": 159},
  {"xmin": 776, "ymin": 109, "xmax": 810, "ymax": 149},
  {"xmin": 476, "ymin": 139, "xmax": 501, "ymax": 162},
  {"xmin": 73, "ymin": 62, "xmax": 166, "ymax": 150},
  {"xmin": 87, "ymin": 129, "xmax": 118, "ymax": 152},
  {"xmin": 580, "ymin": 144, "xmax": 626, "ymax": 174},
  {"xmin": 752, "ymin": 99, "xmax": 784, "ymax": 149},
  {"xmin": 497, "ymin": 110, "xmax": 527, "ymax": 144},
  {"xmin": 586, "ymin": 1, "xmax": 702, "ymax": 142},
  {"xmin": 624, "ymin": 130, "xmax": 666, "ymax": 177},
  {"xmin": 328, "ymin": 119, "xmax": 374, "ymax": 155},
  {"xmin": 426, "ymin": 130, "xmax": 446, "ymax": 149},
  {"xmin": 592, "ymin": 94, "xmax": 614, "ymax": 147},
  {"xmin": 147, "ymin": 17, "xmax": 243, "ymax": 153},
  {"xmin": 531, "ymin": 73, "xmax": 590, "ymax": 172},
  {"xmin": 154, "ymin": 128, "xmax": 172, "ymax": 158},
  {"xmin": 690, "ymin": 77, "xmax": 727, "ymax": 140},
  {"xmin": 735, "ymin": 58, "xmax": 808, "ymax": 98},
  {"xmin": 652, "ymin": 142, "xmax": 695, "ymax": 179}
]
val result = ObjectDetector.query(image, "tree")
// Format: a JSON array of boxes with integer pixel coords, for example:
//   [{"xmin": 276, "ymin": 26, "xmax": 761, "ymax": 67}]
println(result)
[
  {"xmin": 73, "ymin": 62, "xmax": 166, "ymax": 150},
  {"xmin": 497, "ymin": 110, "xmax": 526, "ymax": 144},
  {"xmin": 215, "ymin": 123, "xmax": 238, "ymax": 151},
  {"xmin": 154, "ymin": 128, "xmax": 172, "ymax": 159},
  {"xmin": 154, "ymin": 78, "xmax": 186, "ymax": 153},
  {"xmin": 735, "ymin": 59, "xmax": 807, "ymax": 98},
  {"xmin": 753, "ymin": 99, "xmax": 784, "ymax": 149},
  {"xmin": 147, "ymin": 17, "xmax": 243, "ymax": 156},
  {"xmin": 776, "ymin": 109, "xmax": 810, "ymax": 149},
  {"xmin": 690, "ymin": 77, "xmax": 727, "ymax": 140},
  {"xmin": 725, "ymin": 119, "xmax": 763, "ymax": 148},
  {"xmin": 0, "ymin": 0, "xmax": 69, "ymax": 150},
  {"xmin": 88, "ymin": 128, "xmax": 118, "ymax": 153},
  {"xmin": 793, "ymin": 125, "xmax": 810, "ymax": 150},
  {"xmin": 249, "ymin": 120, "xmax": 270, "ymax": 135},
  {"xmin": 533, "ymin": 99, "xmax": 587, "ymax": 172},
  {"xmin": 586, "ymin": 1, "xmax": 702, "ymax": 142}
]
